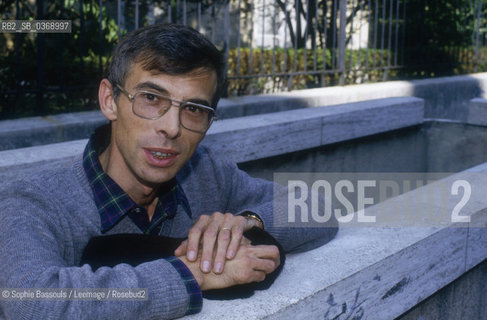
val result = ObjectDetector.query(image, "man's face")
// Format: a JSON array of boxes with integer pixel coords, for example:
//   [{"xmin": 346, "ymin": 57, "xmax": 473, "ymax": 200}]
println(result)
[{"xmin": 107, "ymin": 62, "xmax": 217, "ymax": 189}]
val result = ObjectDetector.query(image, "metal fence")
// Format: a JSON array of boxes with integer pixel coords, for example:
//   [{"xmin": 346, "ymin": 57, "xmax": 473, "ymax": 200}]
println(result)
[
  {"xmin": 111, "ymin": 0, "xmax": 410, "ymax": 93},
  {"xmin": 1, "ymin": 0, "xmax": 487, "ymax": 118}
]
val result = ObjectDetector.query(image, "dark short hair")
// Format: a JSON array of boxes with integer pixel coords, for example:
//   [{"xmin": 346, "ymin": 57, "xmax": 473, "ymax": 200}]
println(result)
[{"xmin": 107, "ymin": 23, "xmax": 226, "ymax": 108}]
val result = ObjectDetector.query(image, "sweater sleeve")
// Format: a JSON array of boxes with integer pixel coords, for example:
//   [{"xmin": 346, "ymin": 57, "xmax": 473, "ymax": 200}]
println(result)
[
  {"xmin": 203, "ymin": 147, "xmax": 339, "ymax": 253},
  {"xmin": 0, "ymin": 181, "xmax": 202, "ymax": 320}
]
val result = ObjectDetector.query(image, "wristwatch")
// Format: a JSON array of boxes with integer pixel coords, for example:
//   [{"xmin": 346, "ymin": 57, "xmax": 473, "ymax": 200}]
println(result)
[{"xmin": 239, "ymin": 211, "xmax": 264, "ymax": 229}]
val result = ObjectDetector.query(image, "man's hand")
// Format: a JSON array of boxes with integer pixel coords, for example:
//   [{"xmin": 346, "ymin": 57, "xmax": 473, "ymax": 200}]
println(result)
[
  {"xmin": 178, "ymin": 244, "xmax": 280, "ymax": 291},
  {"xmin": 174, "ymin": 212, "xmax": 263, "ymax": 274}
]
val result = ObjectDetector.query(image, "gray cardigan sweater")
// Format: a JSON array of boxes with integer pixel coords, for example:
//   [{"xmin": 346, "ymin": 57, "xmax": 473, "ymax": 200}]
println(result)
[{"xmin": 0, "ymin": 146, "xmax": 337, "ymax": 320}]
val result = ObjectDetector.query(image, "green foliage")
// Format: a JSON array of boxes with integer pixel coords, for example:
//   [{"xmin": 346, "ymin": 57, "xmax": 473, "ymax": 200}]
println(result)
[
  {"xmin": 226, "ymin": 47, "xmax": 394, "ymax": 95},
  {"xmin": 397, "ymin": 0, "xmax": 487, "ymax": 79},
  {"xmin": 0, "ymin": 0, "xmax": 118, "ymax": 119}
]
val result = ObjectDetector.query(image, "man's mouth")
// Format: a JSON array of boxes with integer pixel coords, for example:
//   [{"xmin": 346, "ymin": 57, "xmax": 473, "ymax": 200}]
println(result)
[{"xmin": 150, "ymin": 151, "xmax": 174, "ymax": 159}]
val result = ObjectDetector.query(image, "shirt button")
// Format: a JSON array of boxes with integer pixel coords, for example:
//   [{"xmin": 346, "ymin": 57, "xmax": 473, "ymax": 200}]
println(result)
[{"xmin": 134, "ymin": 207, "xmax": 143, "ymax": 214}]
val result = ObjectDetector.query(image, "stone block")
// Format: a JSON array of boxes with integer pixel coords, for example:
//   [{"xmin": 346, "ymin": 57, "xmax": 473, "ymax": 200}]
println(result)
[{"xmin": 467, "ymin": 98, "xmax": 487, "ymax": 126}]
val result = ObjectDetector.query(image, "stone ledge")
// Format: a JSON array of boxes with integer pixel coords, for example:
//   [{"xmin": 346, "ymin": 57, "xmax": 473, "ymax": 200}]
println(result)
[
  {"xmin": 202, "ymin": 97, "xmax": 424, "ymax": 163},
  {"xmin": 221, "ymin": 72, "xmax": 487, "ymax": 122},
  {"xmin": 186, "ymin": 164, "xmax": 487, "ymax": 320},
  {"xmin": 467, "ymin": 98, "xmax": 487, "ymax": 126},
  {"xmin": 0, "ymin": 97, "xmax": 424, "ymax": 180},
  {"xmin": 0, "ymin": 111, "xmax": 108, "ymax": 151}
]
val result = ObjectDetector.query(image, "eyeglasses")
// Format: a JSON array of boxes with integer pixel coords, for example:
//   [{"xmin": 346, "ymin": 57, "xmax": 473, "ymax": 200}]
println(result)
[{"xmin": 116, "ymin": 84, "xmax": 216, "ymax": 134}]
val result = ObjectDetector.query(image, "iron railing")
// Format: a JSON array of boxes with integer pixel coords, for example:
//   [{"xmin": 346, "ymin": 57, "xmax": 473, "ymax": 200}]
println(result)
[{"xmin": 0, "ymin": 0, "xmax": 486, "ymax": 117}]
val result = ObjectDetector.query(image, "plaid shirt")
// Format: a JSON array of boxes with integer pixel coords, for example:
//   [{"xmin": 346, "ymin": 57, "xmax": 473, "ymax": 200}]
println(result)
[
  {"xmin": 82, "ymin": 128, "xmax": 201, "ymax": 315},
  {"xmin": 82, "ymin": 132, "xmax": 192, "ymax": 235}
]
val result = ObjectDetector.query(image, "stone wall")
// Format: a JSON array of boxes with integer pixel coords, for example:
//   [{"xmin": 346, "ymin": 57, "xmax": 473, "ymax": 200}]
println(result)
[{"xmin": 0, "ymin": 80, "xmax": 486, "ymax": 319}]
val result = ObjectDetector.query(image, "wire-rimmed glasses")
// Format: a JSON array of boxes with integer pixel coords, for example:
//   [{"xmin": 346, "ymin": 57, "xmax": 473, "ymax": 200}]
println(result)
[{"xmin": 116, "ymin": 84, "xmax": 216, "ymax": 134}]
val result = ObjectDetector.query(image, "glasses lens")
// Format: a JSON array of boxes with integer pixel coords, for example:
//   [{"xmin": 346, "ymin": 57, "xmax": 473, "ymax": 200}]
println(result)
[
  {"xmin": 180, "ymin": 103, "xmax": 213, "ymax": 133},
  {"xmin": 132, "ymin": 90, "xmax": 214, "ymax": 133},
  {"xmin": 133, "ymin": 92, "xmax": 171, "ymax": 119}
]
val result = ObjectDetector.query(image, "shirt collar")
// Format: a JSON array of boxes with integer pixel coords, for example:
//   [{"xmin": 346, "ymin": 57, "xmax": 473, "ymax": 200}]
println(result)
[{"xmin": 82, "ymin": 125, "xmax": 192, "ymax": 233}]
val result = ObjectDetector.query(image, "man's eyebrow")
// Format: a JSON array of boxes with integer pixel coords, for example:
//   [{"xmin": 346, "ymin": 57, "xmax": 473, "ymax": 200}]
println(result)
[
  {"xmin": 134, "ymin": 81, "xmax": 169, "ymax": 94},
  {"xmin": 187, "ymin": 99, "xmax": 212, "ymax": 107},
  {"xmin": 134, "ymin": 81, "xmax": 212, "ymax": 107}
]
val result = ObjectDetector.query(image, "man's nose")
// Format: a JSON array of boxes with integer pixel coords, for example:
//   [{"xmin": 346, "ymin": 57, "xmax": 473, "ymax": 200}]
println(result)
[{"xmin": 156, "ymin": 106, "xmax": 181, "ymax": 139}]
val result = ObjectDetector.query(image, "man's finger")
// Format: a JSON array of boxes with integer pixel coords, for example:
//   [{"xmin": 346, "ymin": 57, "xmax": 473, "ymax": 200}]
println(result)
[
  {"xmin": 250, "ymin": 244, "xmax": 280, "ymax": 259},
  {"xmin": 174, "ymin": 239, "xmax": 188, "ymax": 256},
  {"xmin": 186, "ymin": 215, "xmax": 210, "ymax": 261},
  {"xmin": 226, "ymin": 223, "xmax": 244, "ymax": 259},
  {"xmin": 249, "ymin": 270, "xmax": 267, "ymax": 283},
  {"xmin": 200, "ymin": 213, "xmax": 224, "ymax": 272},
  {"xmin": 249, "ymin": 244, "xmax": 281, "ymax": 269},
  {"xmin": 252, "ymin": 258, "xmax": 277, "ymax": 274},
  {"xmin": 212, "ymin": 226, "xmax": 232, "ymax": 273}
]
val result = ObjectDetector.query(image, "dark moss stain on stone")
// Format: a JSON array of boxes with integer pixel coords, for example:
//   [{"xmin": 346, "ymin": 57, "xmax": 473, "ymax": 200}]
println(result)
[{"xmin": 381, "ymin": 277, "xmax": 410, "ymax": 300}]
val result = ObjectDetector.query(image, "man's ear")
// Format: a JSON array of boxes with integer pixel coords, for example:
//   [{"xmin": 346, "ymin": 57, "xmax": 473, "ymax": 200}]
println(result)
[{"xmin": 98, "ymin": 79, "xmax": 118, "ymax": 121}]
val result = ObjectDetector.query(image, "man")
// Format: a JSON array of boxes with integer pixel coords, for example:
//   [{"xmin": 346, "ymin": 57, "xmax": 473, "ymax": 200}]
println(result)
[{"xmin": 0, "ymin": 23, "xmax": 337, "ymax": 319}]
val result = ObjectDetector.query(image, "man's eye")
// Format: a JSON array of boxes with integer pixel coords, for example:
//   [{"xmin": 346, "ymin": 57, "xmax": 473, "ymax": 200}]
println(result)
[
  {"xmin": 141, "ymin": 93, "xmax": 160, "ymax": 104},
  {"xmin": 184, "ymin": 104, "xmax": 202, "ymax": 113}
]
